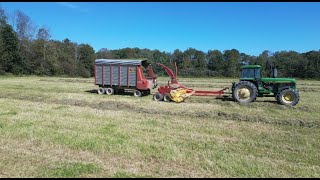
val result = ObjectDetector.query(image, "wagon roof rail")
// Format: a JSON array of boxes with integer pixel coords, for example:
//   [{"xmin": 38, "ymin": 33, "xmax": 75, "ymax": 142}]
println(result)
[{"xmin": 95, "ymin": 59, "xmax": 148, "ymax": 66}]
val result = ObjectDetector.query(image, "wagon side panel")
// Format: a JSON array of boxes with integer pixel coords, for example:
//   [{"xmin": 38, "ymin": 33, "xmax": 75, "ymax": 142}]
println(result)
[
  {"xmin": 129, "ymin": 66, "xmax": 136, "ymax": 87},
  {"xmin": 112, "ymin": 65, "xmax": 119, "ymax": 86},
  {"xmin": 120, "ymin": 65, "xmax": 128, "ymax": 86},
  {"xmin": 103, "ymin": 65, "xmax": 111, "ymax": 85},
  {"xmin": 96, "ymin": 65, "xmax": 103, "ymax": 85}
]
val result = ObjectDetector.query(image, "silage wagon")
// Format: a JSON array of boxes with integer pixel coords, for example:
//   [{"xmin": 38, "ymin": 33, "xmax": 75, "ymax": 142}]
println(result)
[{"xmin": 94, "ymin": 59, "xmax": 157, "ymax": 97}]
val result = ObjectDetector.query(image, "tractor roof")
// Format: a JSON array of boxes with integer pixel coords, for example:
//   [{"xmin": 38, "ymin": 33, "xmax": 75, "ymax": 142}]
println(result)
[{"xmin": 241, "ymin": 65, "xmax": 261, "ymax": 69}]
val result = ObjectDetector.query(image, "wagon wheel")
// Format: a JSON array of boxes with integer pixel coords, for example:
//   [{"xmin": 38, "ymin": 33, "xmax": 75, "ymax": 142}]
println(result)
[
  {"xmin": 98, "ymin": 87, "xmax": 105, "ymax": 94},
  {"xmin": 105, "ymin": 88, "xmax": 114, "ymax": 95},
  {"xmin": 134, "ymin": 90, "xmax": 142, "ymax": 97}
]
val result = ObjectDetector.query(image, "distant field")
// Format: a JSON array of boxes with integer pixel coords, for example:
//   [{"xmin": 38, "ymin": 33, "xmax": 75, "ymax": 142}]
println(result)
[{"xmin": 0, "ymin": 76, "xmax": 319, "ymax": 177}]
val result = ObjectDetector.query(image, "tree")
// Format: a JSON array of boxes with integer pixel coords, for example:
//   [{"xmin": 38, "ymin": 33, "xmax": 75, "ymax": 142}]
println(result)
[
  {"xmin": 194, "ymin": 50, "xmax": 206, "ymax": 69},
  {"xmin": 78, "ymin": 44, "xmax": 95, "ymax": 77},
  {"xmin": 36, "ymin": 26, "xmax": 51, "ymax": 68},
  {"xmin": 253, "ymin": 50, "xmax": 272, "ymax": 77},
  {"xmin": 273, "ymin": 51, "xmax": 306, "ymax": 78},
  {"xmin": 303, "ymin": 51, "xmax": 320, "ymax": 78},
  {"xmin": 14, "ymin": 10, "xmax": 36, "ymax": 41},
  {"xmin": 172, "ymin": 49, "xmax": 184, "ymax": 69},
  {"xmin": 0, "ymin": 22, "xmax": 22, "ymax": 74},
  {"xmin": 0, "ymin": 6, "xmax": 7, "ymax": 74},
  {"xmin": 223, "ymin": 49, "xmax": 240, "ymax": 77},
  {"xmin": 29, "ymin": 27, "xmax": 55, "ymax": 75},
  {"xmin": 0, "ymin": 6, "xmax": 7, "ymax": 24},
  {"xmin": 182, "ymin": 48, "xmax": 197, "ymax": 69},
  {"xmin": 13, "ymin": 10, "xmax": 37, "ymax": 75},
  {"xmin": 207, "ymin": 50, "xmax": 224, "ymax": 72},
  {"xmin": 96, "ymin": 48, "xmax": 113, "ymax": 59}
]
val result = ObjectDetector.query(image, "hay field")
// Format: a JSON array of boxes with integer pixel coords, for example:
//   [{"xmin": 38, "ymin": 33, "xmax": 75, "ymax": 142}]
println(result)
[{"xmin": 0, "ymin": 76, "xmax": 319, "ymax": 177}]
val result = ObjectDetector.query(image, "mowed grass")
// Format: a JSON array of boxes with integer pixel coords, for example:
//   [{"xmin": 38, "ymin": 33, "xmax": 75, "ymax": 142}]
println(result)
[{"xmin": 0, "ymin": 76, "xmax": 319, "ymax": 177}]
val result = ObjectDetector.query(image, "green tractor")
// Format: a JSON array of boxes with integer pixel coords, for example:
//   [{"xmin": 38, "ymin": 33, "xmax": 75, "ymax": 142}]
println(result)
[{"xmin": 231, "ymin": 62, "xmax": 300, "ymax": 106}]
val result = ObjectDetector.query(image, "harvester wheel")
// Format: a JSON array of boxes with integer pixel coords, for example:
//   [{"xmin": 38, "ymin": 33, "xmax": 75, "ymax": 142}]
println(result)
[
  {"xmin": 105, "ymin": 88, "xmax": 114, "ymax": 95},
  {"xmin": 134, "ymin": 90, "xmax": 142, "ymax": 97},
  {"xmin": 163, "ymin": 93, "xmax": 172, "ymax": 102},
  {"xmin": 276, "ymin": 88, "xmax": 299, "ymax": 106},
  {"xmin": 98, "ymin": 87, "xmax": 105, "ymax": 94},
  {"xmin": 232, "ymin": 81, "xmax": 257, "ymax": 103},
  {"xmin": 153, "ymin": 92, "xmax": 163, "ymax": 101}
]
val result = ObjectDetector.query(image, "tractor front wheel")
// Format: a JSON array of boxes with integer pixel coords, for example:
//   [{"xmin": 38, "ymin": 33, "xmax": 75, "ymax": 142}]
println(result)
[
  {"xmin": 232, "ymin": 81, "xmax": 258, "ymax": 103},
  {"xmin": 276, "ymin": 88, "xmax": 299, "ymax": 106}
]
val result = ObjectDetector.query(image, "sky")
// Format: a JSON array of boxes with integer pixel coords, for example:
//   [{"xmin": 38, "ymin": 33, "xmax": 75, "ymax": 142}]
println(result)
[{"xmin": 1, "ymin": 2, "xmax": 320, "ymax": 56}]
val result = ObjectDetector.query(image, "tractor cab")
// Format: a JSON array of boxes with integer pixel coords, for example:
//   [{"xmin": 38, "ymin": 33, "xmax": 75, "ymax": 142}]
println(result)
[{"xmin": 240, "ymin": 65, "xmax": 261, "ymax": 80}]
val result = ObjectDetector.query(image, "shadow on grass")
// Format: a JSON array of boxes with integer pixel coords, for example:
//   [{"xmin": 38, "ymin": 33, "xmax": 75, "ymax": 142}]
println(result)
[
  {"xmin": 84, "ymin": 89, "xmax": 140, "ymax": 96},
  {"xmin": 215, "ymin": 96, "xmax": 278, "ymax": 104},
  {"xmin": 85, "ymin": 89, "xmax": 98, "ymax": 94}
]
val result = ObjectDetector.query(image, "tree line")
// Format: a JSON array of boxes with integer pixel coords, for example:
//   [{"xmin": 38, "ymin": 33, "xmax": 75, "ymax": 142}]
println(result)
[{"xmin": 0, "ymin": 7, "xmax": 319, "ymax": 79}]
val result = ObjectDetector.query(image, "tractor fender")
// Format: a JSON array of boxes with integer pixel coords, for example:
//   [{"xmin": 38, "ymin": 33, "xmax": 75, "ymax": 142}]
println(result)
[
  {"xmin": 276, "ymin": 86, "xmax": 300, "ymax": 97},
  {"xmin": 277, "ymin": 86, "xmax": 295, "ymax": 93}
]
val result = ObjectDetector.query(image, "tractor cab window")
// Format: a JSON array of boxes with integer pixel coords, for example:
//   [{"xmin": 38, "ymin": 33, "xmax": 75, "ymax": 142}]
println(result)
[
  {"xmin": 241, "ymin": 68, "xmax": 261, "ymax": 79},
  {"xmin": 255, "ymin": 68, "xmax": 261, "ymax": 79},
  {"xmin": 241, "ymin": 68, "xmax": 254, "ymax": 78}
]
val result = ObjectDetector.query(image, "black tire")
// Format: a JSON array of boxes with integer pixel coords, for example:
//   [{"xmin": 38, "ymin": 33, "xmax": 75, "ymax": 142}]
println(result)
[
  {"xmin": 105, "ymin": 88, "xmax": 114, "ymax": 95},
  {"xmin": 232, "ymin": 81, "xmax": 258, "ymax": 103},
  {"xmin": 163, "ymin": 93, "xmax": 172, "ymax": 102},
  {"xmin": 143, "ymin": 90, "xmax": 151, "ymax": 96},
  {"xmin": 98, "ymin": 87, "xmax": 105, "ymax": 94},
  {"xmin": 134, "ymin": 90, "xmax": 142, "ymax": 97},
  {"xmin": 276, "ymin": 88, "xmax": 299, "ymax": 106},
  {"xmin": 153, "ymin": 92, "xmax": 163, "ymax": 101}
]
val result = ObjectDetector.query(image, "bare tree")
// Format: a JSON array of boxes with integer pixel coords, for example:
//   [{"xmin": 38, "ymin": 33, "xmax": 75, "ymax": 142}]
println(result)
[
  {"xmin": 8, "ymin": 11, "xmax": 17, "ymax": 30},
  {"xmin": 36, "ymin": 26, "xmax": 51, "ymax": 67},
  {"xmin": 15, "ymin": 10, "xmax": 36, "ymax": 41},
  {"xmin": 0, "ymin": 6, "xmax": 7, "ymax": 24}
]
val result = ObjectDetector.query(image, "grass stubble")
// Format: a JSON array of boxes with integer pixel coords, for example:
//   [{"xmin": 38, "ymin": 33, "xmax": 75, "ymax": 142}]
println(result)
[{"xmin": 0, "ymin": 76, "xmax": 319, "ymax": 177}]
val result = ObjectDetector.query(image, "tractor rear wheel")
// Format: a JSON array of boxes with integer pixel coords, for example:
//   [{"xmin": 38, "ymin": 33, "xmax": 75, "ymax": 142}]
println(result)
[
  {"xmin": 232, "ymin": 81, "xmax": 258, "ymax": 103},
  {"xmin": 153, "ymin": 92, "xmax": 163, "ymax": 101},
  {"xmin": 163, "ymin": 93, "xmax": 172, "ymax": 102},
  {"xmin": 106, "ymin": 88, "xmax": 114, "ymax": 95},
  {"xmin": 276, "ymin": 88, "xmax": 299, "ymax": 106},
  {"xmin": 98, "ymin": 87, "xmax": 105, "ymax": 94}
]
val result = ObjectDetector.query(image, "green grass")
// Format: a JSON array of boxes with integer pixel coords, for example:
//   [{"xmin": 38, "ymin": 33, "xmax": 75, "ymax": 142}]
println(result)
[
  {"xmin": 0, "ymin": 76, "xmax": 319, "ymax": 177},
  {"xmin": 112, "ymin": 170, "xmax": 152, "ymax": 178},
  {"xmin": 45, "ymin": 162, "xmax": 101, "ymax": 178}
]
